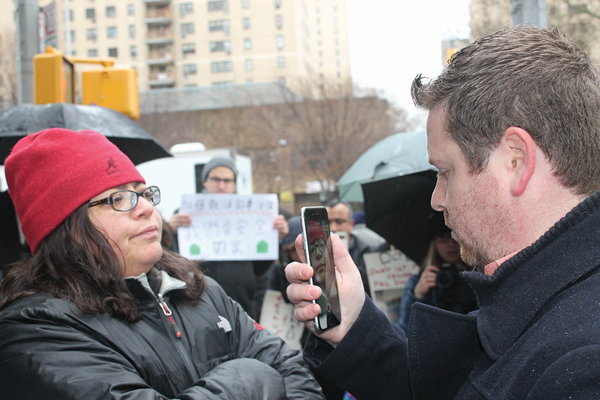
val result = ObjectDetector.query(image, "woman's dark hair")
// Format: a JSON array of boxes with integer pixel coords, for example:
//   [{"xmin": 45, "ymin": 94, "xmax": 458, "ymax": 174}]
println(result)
[{"xmin": 0, "ymin": 204, "xmax": 205, "ymax": 321}]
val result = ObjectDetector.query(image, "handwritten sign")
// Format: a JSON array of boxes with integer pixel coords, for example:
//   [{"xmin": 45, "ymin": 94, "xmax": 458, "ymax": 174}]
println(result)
[
  {"xmin": 177, "ymin": 194, "xmax": 279, "ymax": 261},
  {"xmin": 364, "ymin": 250, "xmax": 420, "ymax": 322},
  {"xmin": 259, "ymin": 290, "xmax": 305, "ymax": 350},
  {"xmin": 364, "ymin": 250, "xmax": 420, "ymax": 296}
]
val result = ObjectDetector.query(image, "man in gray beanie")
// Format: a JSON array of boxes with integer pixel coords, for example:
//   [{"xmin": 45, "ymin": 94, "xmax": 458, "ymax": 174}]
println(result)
[{"xmin": 167, "ymin": 156, "xmax": 288, "ymax": 320}]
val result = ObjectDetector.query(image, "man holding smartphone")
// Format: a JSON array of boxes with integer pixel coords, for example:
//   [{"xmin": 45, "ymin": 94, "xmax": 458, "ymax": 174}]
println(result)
[{"xmin": 286, "ymin": 25, "xmax": 600, "ymax": 399}]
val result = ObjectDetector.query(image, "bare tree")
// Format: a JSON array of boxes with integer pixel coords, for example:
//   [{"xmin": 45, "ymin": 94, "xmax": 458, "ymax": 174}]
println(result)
[
  {"xmin": 0, "ymin": 30, "xmax": 18, "ymax": 111},
  {"xmin": 138, "ymin": 79, "xmax": 418, "ymax": 198}
]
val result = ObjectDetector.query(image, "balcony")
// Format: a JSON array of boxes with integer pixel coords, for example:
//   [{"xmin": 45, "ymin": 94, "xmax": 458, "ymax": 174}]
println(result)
[
  {"xmin": 145, "ymin": 8, "xmax": 172, "ymax": 25},
  {"xmin": 148, "ymin": 72, "xmax": 175, "ymax": 87},
  {"xmin": 145, "ymin": 30, "xmax": 173, "ymax": 45},
  {"xmin": 147, "ymin": 52, "xmax": 174, "ymax": 65}
]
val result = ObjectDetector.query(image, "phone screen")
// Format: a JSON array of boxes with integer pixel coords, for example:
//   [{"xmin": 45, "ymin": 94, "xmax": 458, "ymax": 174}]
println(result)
[{"xmin": 301, "ymin": 207, "xmax": 341, "ymax": 332}]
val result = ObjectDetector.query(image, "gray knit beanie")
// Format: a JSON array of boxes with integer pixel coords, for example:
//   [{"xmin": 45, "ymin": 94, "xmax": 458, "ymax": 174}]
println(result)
[{"xmin": 201, "ymin": 156, "xmax": 238, "ymax": 183}]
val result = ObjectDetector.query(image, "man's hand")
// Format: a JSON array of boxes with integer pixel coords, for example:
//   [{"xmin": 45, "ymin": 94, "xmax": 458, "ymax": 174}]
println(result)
[
  {"xmin": 414, "ymin": 265, "xmax": 439, "ymax": 299},
  {"xmin": 168, "ymin": 212, "xmax": 192, "ymax": 230},
  {"xmin": 273, "ymin": 215, "xmax": 289, "ymax": 239},
  {"xmin": 285, "ymin": 234, "xmax": 365, "ymax": 348}
]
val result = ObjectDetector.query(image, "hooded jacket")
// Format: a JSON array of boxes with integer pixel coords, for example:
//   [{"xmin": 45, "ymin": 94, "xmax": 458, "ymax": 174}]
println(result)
[
  {"xmin": 0, "ymin": 272, "xmax": 324, "ymax": 400},
  {"xmin": 304, "ymin": 190, "xmax": 600, "ymax": 399}
]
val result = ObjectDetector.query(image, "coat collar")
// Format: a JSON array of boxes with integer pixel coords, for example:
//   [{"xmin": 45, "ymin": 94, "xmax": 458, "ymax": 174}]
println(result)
[{"xmin": 462, "ymin": 190, "xmax": 600, "ymax": 360}]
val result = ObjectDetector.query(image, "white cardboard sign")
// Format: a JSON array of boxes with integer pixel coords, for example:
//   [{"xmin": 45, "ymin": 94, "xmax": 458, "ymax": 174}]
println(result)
[
  {"xmin": 177, "ymin": 194, "xmax": 279, "ymax": 261},
  {"xmin": 259, "ymin": 290, "xmax": 305, "ymax": 350}
]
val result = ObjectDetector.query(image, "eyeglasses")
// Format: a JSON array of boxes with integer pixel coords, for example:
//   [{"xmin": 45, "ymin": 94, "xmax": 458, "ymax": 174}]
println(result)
[
  {"xmin": 208, "ymin": 176, "xmax": 235, "ymax": 185},
  {"xmin": 88, "ymin": 186, "xmax": 161, "ymax": 212},
  {"xmin": 310, "ymin": 239, "xmax": 327, "ymax": 257},
  {"xmin": 328, "ymin": 218, "xmax": 349, "ymax": 226}
]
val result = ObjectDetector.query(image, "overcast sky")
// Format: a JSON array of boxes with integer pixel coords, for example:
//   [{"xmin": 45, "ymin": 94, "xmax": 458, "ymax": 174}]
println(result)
[{"xmin": 345, "ymin": 0, "xmax": 471, "ymax": 123}]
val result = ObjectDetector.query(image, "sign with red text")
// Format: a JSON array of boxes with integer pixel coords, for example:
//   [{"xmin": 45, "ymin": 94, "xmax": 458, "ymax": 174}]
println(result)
[
  {"xmin": 364, "ymin": 250, "xmax": 420, "ymax": 321},
  {"xmin": 259, "ymin": 290, "xmax": 305, "ymax": 350},
  {"xmin": 177, "ymin": 194, "xmax": 279, "ymax": 261}
]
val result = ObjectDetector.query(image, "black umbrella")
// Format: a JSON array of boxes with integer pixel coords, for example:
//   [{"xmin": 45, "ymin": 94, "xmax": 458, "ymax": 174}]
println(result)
[
  {"xmin": 362, "ymin": 169, "xmax": 438, "ymax": 265},
  {"xmin": 0, "ymin": 103, "xmax": 171, "ymax": 165}
]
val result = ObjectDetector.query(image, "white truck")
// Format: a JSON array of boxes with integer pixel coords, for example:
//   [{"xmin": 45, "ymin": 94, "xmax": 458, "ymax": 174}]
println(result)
[{"xmin": 136, "ymin": 143, "xmax": 253, "ymax": 220}]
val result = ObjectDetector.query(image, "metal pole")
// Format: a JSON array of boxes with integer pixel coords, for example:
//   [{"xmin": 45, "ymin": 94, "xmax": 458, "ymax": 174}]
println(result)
[
  {"xmin": 511, "ymin": 0, "xmax": 548, "ymax": 28},
  {"xmin": 14, "ymin": 0, "xmax": 39, "ymax": 104},
  {"xmin": 64, "ymin": 0, "xmax": 71, "ymax": 55}
]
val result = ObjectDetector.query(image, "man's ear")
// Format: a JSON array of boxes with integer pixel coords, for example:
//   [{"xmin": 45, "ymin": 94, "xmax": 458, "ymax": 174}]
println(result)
[{"xmin": 503, "ymin": 127, "xmax": 536, "ymax": 197}]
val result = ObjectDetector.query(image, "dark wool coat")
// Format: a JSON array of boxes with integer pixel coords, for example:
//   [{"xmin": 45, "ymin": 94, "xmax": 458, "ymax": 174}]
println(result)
[
  {"xmin": 0, "ymin": 274, "xmax": 324, "ymax": 399},
  {"xmin": 304, "ymin": 191, "xmax": 600, "ymax": 399}
]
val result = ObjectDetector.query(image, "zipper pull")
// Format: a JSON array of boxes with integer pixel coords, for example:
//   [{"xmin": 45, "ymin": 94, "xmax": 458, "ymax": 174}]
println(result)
[{"xmin": 158, "ymin": 294, "xmax": 182, "ymax": 338}]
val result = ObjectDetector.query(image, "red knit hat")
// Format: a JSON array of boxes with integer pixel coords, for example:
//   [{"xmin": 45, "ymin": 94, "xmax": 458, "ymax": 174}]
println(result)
[{"xmin": 4, "ymin": 128, "xmax": 145, "ymax": 253}]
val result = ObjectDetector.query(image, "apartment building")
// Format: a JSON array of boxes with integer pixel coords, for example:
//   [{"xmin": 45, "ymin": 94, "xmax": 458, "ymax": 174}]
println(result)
[{"xmin": 26, "ymin": 0, "xmax": 351, "ymax": 93}]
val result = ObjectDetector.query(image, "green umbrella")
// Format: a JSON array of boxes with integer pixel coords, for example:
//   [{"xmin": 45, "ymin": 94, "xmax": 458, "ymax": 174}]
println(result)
[{"xmin": 336, "ymin": 130, "xmax": 433, "ymax": 203}]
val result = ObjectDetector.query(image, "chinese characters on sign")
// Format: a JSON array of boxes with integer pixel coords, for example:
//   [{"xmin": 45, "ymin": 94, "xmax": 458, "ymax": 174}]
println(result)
[{"xmin": 177, "ymin": 194, "xmax": 279, "ymax": 261}]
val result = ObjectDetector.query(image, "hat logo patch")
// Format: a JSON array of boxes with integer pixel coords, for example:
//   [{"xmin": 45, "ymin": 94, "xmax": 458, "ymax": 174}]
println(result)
[{"xmin": 105, "ymin": 157, "xmax": 121, "ymax": 176}]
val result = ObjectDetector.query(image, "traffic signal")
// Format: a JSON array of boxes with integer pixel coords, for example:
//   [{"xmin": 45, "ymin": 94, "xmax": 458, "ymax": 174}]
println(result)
[
  {"xmin": 33, "ymin": 50, "xmax": 74, "ymax": 104},
  {"xmin": 82, "ymin": 68, "xmax": 140, "ymax": 120}
]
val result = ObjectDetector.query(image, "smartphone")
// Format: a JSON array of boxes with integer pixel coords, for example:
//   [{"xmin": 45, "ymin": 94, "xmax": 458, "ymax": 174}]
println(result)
[{"xmin": 300, "ymin": 206, "xmax": 342, "ymax": 332}]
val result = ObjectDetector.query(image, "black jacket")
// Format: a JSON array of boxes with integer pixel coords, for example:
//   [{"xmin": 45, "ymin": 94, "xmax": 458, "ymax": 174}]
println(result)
[
  {"xmin": 304, "ymin": 191, "xmax": 600, "ymax": 399},
  {"xmin": 0, "ymin": 271, "xmax": 324, "ymax": 399}
]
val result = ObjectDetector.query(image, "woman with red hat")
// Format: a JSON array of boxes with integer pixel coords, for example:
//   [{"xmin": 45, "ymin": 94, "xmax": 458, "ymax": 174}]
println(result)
[{"xmin": 0, "ymin": 128, "xmax": 324, "ymax": 400}]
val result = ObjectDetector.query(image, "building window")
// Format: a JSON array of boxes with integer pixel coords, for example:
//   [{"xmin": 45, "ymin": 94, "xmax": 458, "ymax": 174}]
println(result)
[
  {"xmin": 106, "ymin": 6, "xmax": 116, "ymax": 18},
  {"xmin": 183, "ymin": 63, "xmax": 197, "ymax": 76},
  {"xmin": 275, "ymin": 0, "xmax": 282, "ymax": 9},
  {"xmin": 86, "ymin": 28, "xmax": 97, "ymax": 41},
  {"xmin": 108, "ymin": 47, "xmax": 118, "ymax": 57},
  {"xmin": 127, "ymin": 4, "xmax": 134, "ymax": 16},
  {"xmin": 180, "ymin": 2, "xmax": 193, "ymax": 17},
  {"xmin": 130, "ymin": 45, "xmax": 137, "ymax": 58},
  {"xmin": 210, "ymin": 40, "xmax": 231, "ymax": 53},
  {"xmin": 243, "ymin": 17, "xmax": 250, "ymax": 29},
  {"xmin": 66, "ymin": 30, "xmax": 75, "ymax": 43},
  {"xmin": 86, "ymin": 8, "xmax": 95, "ymax": 20},
  {"xmin": 69, "ymin": 9, "xmax": 74, "ymax": 21},
  {"xmin": 107, "ymin": 26, "xmax": 117, "ymax": 39},
  {"xmin": 244, "ymin": 38, "xmax": 252, "ymax": 50},
  {"xmin": 129, "ymin": 25, "xmax": 135, "ymax": 39},
  {"xmin": 276, "ymin": 35, "xmax": 284, "ymax": 50},
  {"xmin": 277, "ymin": 55, "xmax": 285, "ymax": 68},
  {"xmin": 242, "ymin": 0, "xmax": 249, "ymax": 9},
  {"xmin": 275, "ymin": 15, "xmax": 282, "ymax": 29},
  {"xmin": 208, "ymin": 0, "xmax": 228, "ymax": 12},
  {"xmin": 213, "ymin": 81, "xmax": 232, "ymax": 86},
  {"xmin": 245, "ymin": 59, "xmax": 253, "ymax": 71},
  {"xmin": 182, "ymin": 43, "xmax": 196, "ymax": 57},
  {"xmin": 181, "ymin": 22, "xmax": 195, "ymax": 38},
  {"xmin": 337, "ymin": 71, "xmax": 341, "ymax": 79},
  {"xmin": 88, "ymin": 48, "xmax": 98, "ymax": 57},
  {"xmin": 209, "ymin": 19, "xmax": 229, "ymax": 33},
  {"xmin": 211, "ymin": 61, "xmax": 232, "ymax": 73}
]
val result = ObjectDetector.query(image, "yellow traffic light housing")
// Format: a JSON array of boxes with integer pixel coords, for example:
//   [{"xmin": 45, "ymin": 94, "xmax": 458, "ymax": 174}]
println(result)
[
  {"xmin": 82, "ymin": 68, "xmax": 140, "ymax": 120},
  {"xmin": 33, "ymin": 50, "xmax": 74, "ymax": 104}
]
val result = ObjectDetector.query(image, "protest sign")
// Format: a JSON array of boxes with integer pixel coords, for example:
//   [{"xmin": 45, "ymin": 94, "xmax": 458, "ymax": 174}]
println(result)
[
  {"xmin": 364, "ymin": 249, "xmax": 420, "ymax": 322},
  {"xmin": 177, "ymin": 193, "xmax": 279, "ymax": 261},
  {"xmin": 259, "ymin": 290, "xmax": 305, "ymax": 350}
]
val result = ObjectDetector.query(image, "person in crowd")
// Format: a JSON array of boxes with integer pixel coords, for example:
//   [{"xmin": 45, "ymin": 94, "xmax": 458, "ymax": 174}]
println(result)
[
  {"xmin": 167, "ymin": 156, "xmax": 288, "ymax": 320},
  {"xmin": 0, "ymin": 128, "xmax": 324, "ymax": 400},
  {"xmin": 285, "ymin": 25, "xmax": 600, "ymax": 399},
  {"xmin": 325, "ymin": 201, "xmax": 386, "ymax": 295},
  {"xmin": 267, "ymin": 216, "xmax": 303, "ymax": 301},
  {"xmin": 397, "ymin": 212, "xmax": 477, "ymax": 333}
]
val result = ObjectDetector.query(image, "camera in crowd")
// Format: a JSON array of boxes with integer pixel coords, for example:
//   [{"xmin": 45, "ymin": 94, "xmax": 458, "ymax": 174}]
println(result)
[{"xmin": 435, "ymin": 263, "xmax": 459, "ymax": 289}]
